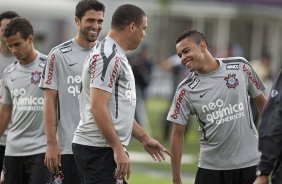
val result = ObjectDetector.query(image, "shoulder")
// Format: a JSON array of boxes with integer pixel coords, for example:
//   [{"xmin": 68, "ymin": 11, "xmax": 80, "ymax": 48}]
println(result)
[
  {"xmin": 99, "ymin": 38, "xmax": 119, "ymax": 57},
  {"xmin": 220, "ymin": 57, "xmax": 254, "ymax": 71},
  {"xmin": 49, "ymin": 39, "xmax": 74, "ymax": 55},
  {"xmin": 177, "ymin": 72, "xmax": 198, "ymax": 91},
  {"xmin": 37, "ymin": 52, "xmax": 47, "ymax": 68},
  {"xmin": 2, "ymin": 61, "xmax": 18, "ymax": 78}
]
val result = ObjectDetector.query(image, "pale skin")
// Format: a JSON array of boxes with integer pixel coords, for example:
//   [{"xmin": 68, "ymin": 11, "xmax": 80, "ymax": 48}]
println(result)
[
  {"xmin": 170, "ymin": 37, "xmax": 267, "ymax": 184},
  {"xmin": 90, "ymin": 15, "xmax": 171, "ymax": 180},
  {"xmin": 43, "ymin": 9, "xmax": 104, "ymax": 173}
]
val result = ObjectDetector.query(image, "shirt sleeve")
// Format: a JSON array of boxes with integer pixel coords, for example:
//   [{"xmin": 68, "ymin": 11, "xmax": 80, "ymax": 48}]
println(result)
[
  {"xmin": 242, "ymin": 59, "xmax": 266, "ymax": 98},
  {"xmin": 39, "ymin": 51, "xmax": 59, "ymax": 90},
  {"xmin": 89, "ymin": 53, "xmax": 122, "ymax": 93},
  {"xmin": 166, "ymin": 87, "xmax": 190, "ymax": 125},
  {"xmin": 257, "ymin": 69, "xmax": 282, "ymax": 175},
  {"xmin": 1, "ymin": 73, "xmax": 12, "ymax": 105}
]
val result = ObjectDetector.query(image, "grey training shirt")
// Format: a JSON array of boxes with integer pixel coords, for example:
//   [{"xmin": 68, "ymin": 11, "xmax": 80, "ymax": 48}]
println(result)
[
  {"xmin": 1, "ymin": 52, "xmax": 47, "ymax": 156},
  {"xmin": 73, "ymin": 36, "xmax": 136, "ymax": 147},
  {"xmin": 167, "ymin": 57, "xmax": 265, "ymax": 170},
  {"xmin": 40, "ymin": 38, "xmax": 95, "ymax": 154},
  {"xmin": 0, "ymin": 53, "xmax": 15, "ymax": 146}
]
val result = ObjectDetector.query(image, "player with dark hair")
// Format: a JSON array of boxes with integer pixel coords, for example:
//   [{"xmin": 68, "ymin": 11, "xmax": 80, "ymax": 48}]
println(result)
[
  {"xmin": 72, "ymin": 4, "xmax": 171, "ymax": 184},
  {"xmin": 0, "ymin": 17, "xmax": 50, "ymax": 184},
  {"xmin": 167, "ymin": 30, "xmax": 267, "ymax": 184},
  {"xmin": 39, "ymin": 0, "xmax": 105, "ymax": 183},
  {"xmin": 0, "ymin": 11, "xmax": 19, "ymax": 173}
]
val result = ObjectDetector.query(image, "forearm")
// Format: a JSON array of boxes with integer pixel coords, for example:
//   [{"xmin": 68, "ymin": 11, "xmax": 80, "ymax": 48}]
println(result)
[
  {"xmin": 170, "ymin": 124, "xmax": 185, "ymax": 183},
  {"xmin": 132, "ymin": 120, "xmax": 150, "ymax": 144},
  {"xmin": 43, "ymin": 90, "xmax": 58, "ymax": 145},
  {"xmin": 0, "ymin": 104, "xmax": 12, "ymax": 136},
  {"xmin": 254, "ymin": 93, "xmax": 267, "ymax": 114}
]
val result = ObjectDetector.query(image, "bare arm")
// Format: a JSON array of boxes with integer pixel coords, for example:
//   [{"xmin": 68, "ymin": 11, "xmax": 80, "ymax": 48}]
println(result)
[
  {"xmin": 170, "ymin": 123, "xmax": 186, "ymax": 184},
  {"xmin": 0, "ymin": 104, "xmax": 12, "ymax": 136},
  {"xmin": 132, "ymin": 120, "xmax": 171, "ymax": 161},
  {"xmin": 90, "ymin": 88, "xmax": 129, "ymax": 179},
  {"xmin": 43, "ymin": 89, "xmax": 60, "ymax": 173},
  {"xmin": 254, "ymin": 93, "xmax": 267, "ymax": 114}
]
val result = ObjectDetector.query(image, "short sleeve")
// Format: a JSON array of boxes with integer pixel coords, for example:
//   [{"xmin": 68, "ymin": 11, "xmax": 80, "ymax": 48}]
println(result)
[
  {"xmin": 39, "ymin": 52, "xmax": 59, "ymax": 90},
  {"xmin": 167, "ymin": 87, "xmax": 190, "ymax": 125}
]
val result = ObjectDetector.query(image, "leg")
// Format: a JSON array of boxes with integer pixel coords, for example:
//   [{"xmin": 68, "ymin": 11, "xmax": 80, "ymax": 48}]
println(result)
[
  {"xmin": 60, "ymin": 154, "xmax": 84, "ymax": 184},
  {"xmin": 26, "ymin": 153, "xmax": 52, "ymax": 184},
  {"xmin": 72, "ymin": 143, "xmax": 128, "ymax": 184},
  {"xmin": 3, "ymin": 156, "xmax": 26, "ymax": 184},
  {"xmin": 194, "ymin": 167, "xmax": 225, "ymax": 184}
]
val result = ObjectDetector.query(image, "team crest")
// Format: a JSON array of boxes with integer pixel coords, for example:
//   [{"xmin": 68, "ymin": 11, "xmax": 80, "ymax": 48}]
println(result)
[
  {"xmin": 224, "ymin": 74, "xmax": 239, "ymax": 89},
  {"xmin": 31, "ymin": 71, "xmax": 42, "ymax": 84}
]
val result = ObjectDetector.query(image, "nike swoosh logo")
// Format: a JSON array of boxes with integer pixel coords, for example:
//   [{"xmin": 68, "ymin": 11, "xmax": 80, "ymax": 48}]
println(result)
[
  {"xmin": 69, "ymin": 62, "xmax": 78, "ymax": 67},
  {"xmin": 11, "ymin": 78, "xmax": 18, "ymax": 82},
  {"xmin": 200, "ymin": 91, "xmax": 208, "ymax": 98}
]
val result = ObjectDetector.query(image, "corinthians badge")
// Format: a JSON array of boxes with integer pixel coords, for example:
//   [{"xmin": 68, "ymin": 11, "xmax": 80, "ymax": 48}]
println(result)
[
  {"xmin": 224, "ymin": 74, "xmax": 239, "ymax": 89},
  {"xmin": 31, "ymin": 71, "xmax": 42, "ymax": 84}
]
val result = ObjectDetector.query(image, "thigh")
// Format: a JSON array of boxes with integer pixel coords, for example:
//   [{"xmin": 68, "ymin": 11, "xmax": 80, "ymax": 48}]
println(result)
[
  {"xmin": 26, "ymin": 153, "xmax": 52, "ymax": 184},
  {"xmin": 3, "ymin": 156, "xmax": 27, "ymax": 184},
  {"xmin": 59, "ymin": 154, "xmax": 83, "ymax": 184},
  {"xmin": 237, "ymin": 166, "xmax": 257, "ymax": 184},
  {"xmin": 194, "ymin": 167, "xmax": 226, "ymax": 184},
  {"xmin": 72, "ymin": 143, "xmax": 127, "ymax": 184}
]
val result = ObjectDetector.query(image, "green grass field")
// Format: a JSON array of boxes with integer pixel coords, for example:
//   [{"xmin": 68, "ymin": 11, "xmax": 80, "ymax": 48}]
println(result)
[{"xmin": 127, "ymin": 97, "xmax": 200, "ymax": 184}]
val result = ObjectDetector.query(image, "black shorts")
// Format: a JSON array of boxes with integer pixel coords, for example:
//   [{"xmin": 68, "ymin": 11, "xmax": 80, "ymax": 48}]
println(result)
[
  {"xmin": 3, "ymin": 153, "xmax": 51, "ymax": 184},
  {"xmin": 195, "ymin": 166, "xmax": 257, "ymax": 184},
  {"xmin": 72, "ymin": 143, "xmax": 128, "ymax": 184},
  {"xmin": 52, "ymin": 154, "xmax": 83, "ymax": 184},
  {"xmin": 0, "ymin": 145, "xmax": 5, "ymax": 169}
]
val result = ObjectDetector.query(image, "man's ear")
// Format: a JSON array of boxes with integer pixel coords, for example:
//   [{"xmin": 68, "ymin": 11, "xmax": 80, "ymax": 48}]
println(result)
[
  {"xmin": 199, "ymin": 41, "xmax": 207, "ymax": 50},
  {"xmin": 74, "ymin": 16, "xmax": 80, "ymax": 26},
  {"xmin": 129, "ymin": 22, "xmax": 136, "ymax": 32},
  {"xmin": 28, "ymin": 34, "xmax": 33, "ymax": 43}
]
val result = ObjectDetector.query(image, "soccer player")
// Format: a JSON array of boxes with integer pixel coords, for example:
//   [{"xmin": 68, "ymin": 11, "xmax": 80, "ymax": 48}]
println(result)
[
  {"xmin": 167, "ymin": 30, "xmax": 267, "ymax": 184},
  {"xmin": 39, "ymin": 0, "xmax": 105, "ymax": 183},
  {"xmin": 72, "ymin": 4, "xmax": 171, "ymax": 184},
  {"xmin": 0, "ymin": 10, "xmax": 19, "ymax": 171},
  {"xmin": 254, "ymin": 69, "xmax": 282, "ymax": 184},
  {"xmin": 0, "ymin": 17, "xmax": 51, "ymax": 184}
]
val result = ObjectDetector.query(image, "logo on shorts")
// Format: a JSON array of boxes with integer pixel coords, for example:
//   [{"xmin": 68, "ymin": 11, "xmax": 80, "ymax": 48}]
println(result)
[
  {"xmin": 224, "ymin": 74, "xmax": 239, "ymax": 89},
  {"xmin": 52, "ymin": 171, "xmax": 64, "ymax": 184},
  {"xmin": 116, "ymin": 177, "xmax": 123, "ymax": 184},
  {"xmin": 31, "ymin": 71, "xmax": 42, "ymax": 84}
]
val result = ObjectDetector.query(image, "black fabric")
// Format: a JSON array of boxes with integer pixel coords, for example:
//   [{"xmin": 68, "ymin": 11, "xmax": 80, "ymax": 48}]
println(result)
[
  {"xmin": 72, "ymin": 143, "xmax": 128, "ymax": 184},
  {"xmin": 3, "ymin": 153, "xmax": 51, "ymax": 184},
  {"xmin": 194, "ymin": 166, "xmax": 257, "ymax": 184},
  {"xmin": 51, "ymin": 154, "xmax": 84, "ymax": 184},
  {"xmin": 0, "ymin": 145, "xmax": 5, "ymax": 170},
  {"xmin": 258, "ymin": 69, "xmax": 282, "ymax": 184}
]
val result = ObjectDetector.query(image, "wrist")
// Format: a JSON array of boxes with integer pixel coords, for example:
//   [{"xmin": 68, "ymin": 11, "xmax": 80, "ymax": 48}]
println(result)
[{"xmin": 256, "ymin": 169, "xmax": 270, "ymax": 177}]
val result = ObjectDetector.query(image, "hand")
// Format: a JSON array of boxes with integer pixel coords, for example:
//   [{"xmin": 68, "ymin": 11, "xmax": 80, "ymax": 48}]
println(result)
[
  {"xmin": 173, "ymin": 178, "xmax": 182, "ymax": 184},
  {"xmin": 142, "ymin": 136, "xmax": 171, "ymax": 162},
  {"xmin": 253, "ymin": 176, "xmax": 269, "ymax": 184},
  {"xmin": 113, "ymin": 148, "xmax": 131, "ymax": 180},
  {"xmin": 44, "ymin": 143, "xmax": 61, "ymax": 173}
]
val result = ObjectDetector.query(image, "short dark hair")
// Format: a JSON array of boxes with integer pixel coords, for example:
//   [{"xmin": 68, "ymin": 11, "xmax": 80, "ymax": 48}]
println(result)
[
  {"xmin": 176, "ymin": 30, "xmax": 208, "ymax": 47},
  {"xmin": 111, "ymin": 4, "xmax": 146, "ymax": 31},
  {"xmin": 75, "ymin": 0, "xmax": 105, "ymax": 20},
  {"xmin": 4, "ymin": 17, "xmax": 34, "ymax": 40},
  {"xmin": 0, "ymin": 11, "xmax": 19, "ymax": 26}
]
